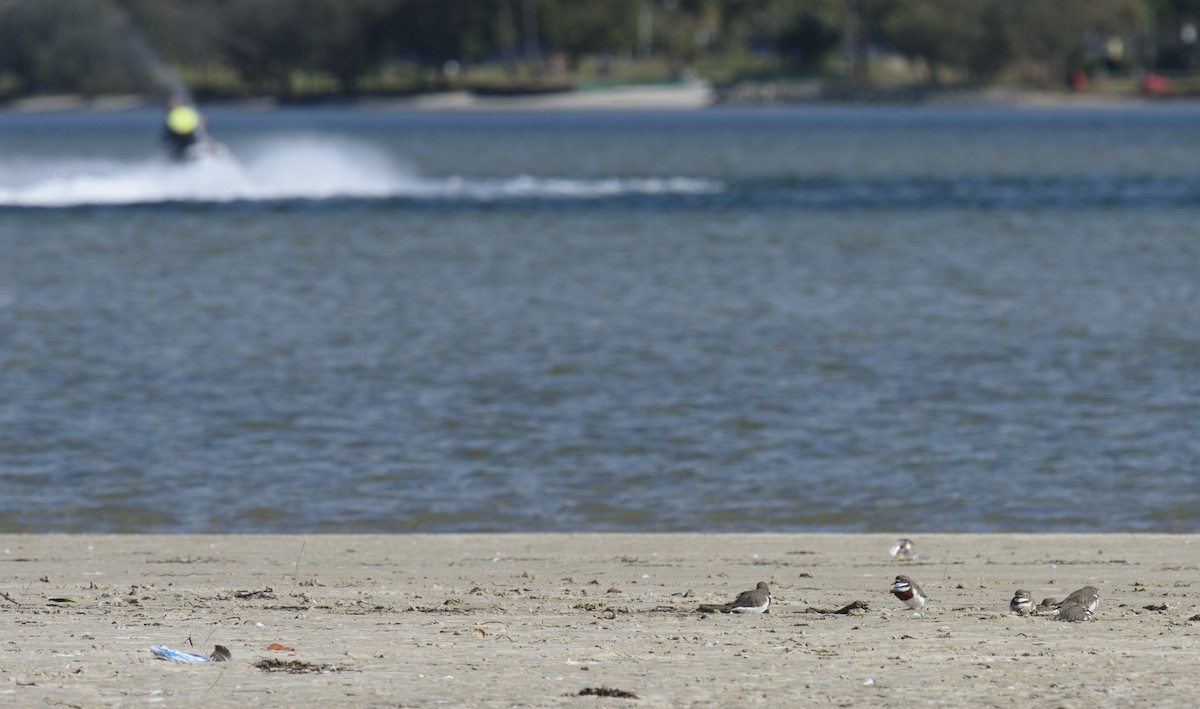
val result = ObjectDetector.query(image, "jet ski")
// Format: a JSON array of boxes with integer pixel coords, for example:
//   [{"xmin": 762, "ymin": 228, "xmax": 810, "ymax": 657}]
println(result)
[
  {"xmin": 180, "ymin": 135, "xmax": 230, "ymax": 164},
  {"xmin": 164, "ymin": 100, "xmax": 229, "ymax": 165}
]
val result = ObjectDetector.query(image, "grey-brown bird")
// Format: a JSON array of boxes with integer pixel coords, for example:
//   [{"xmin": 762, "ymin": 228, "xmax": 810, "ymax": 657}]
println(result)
[
  {"xmin": 1056, "ymin": 586, "xmax": 1099, "ymax": 615},
  {"xmin": 1055, "ymin": 603, "xmax": 1091, "ymax": 622},
  {"xmin": 697, "ymin": 581, "xmax": 771, "ymax": 614},
  {"xmin": 889, "ymin": 538, "xmax": 918, "ymax": 560}
]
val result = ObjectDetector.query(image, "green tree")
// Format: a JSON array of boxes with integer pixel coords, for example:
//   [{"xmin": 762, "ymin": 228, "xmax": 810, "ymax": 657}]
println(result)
[
  {"xmin": 881, "ymin": 0, "xmax": 1009, "ymax": 85},
  {"xmin": 303, "ymin": 0, "xmax": 394, "ymax": 93},
  {"xmin": 1, "ymin": 0, "xmax": 1192, "ymax": 100},
  {"xmin": 0, "ymin": 0, "xmax": 147, "ymax": 96},
  {"xmin": 997, "ymin": 0, "xmax": 1150, "ymax": 85},
  {"xmin": 843, "ymin": 0, "xmax": 901, "ymax": 82},
  {"xmin": 776, "ymin": 5, "xmax": 842, "ymax": 69},
  {"xmin": 118, "ymin": 0, "xmax": 226, "ymax": 71},
  {"xmin": 1146, "ymin": 0, "xmax": 1200, "ymax": 68},
  {"xmin": 712, "ymin": 0, "xmax": 842, "ymax": 69},
  {"xmin": 382, "ymin": 0, "xmax": 496, "ymax": 83},
  {"xmin": 541, "ymin": 0, "xmax": 641, "ymax": 70},
  {"xmin": 653, "ymin": 0, "xmax": 711, "ymax": 71},
  {"xmin": 213, "ymin": 0, "xmax": 311, "ymax": 96}
]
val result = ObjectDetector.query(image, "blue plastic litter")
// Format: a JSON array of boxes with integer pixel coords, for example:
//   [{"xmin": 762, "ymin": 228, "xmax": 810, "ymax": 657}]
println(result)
[{"xmin": 151, "ymin": 645, "xmax": 211, "ymax": 663}]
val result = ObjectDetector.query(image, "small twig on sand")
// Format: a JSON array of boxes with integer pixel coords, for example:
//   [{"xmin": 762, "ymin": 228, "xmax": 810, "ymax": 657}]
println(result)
[
  {"xmin": 294, "ymin": 540, "xmax": 307, "ymax": 580},
  {"xmin": 204, "ymin": 666, "xmax": 225, "ymax": 694},
  {"xmin": 1, "ymin": 592, "xmax": 20, "ymax": 606}
]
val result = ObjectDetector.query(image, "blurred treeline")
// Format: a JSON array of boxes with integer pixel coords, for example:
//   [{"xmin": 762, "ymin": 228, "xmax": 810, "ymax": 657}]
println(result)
[{"xmin": 1, "ymin": 0, "xmax": 1198, "ymax": 100}]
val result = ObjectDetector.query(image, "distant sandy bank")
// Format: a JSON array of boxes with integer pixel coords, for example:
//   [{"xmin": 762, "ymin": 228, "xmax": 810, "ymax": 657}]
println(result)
[{"xmin": 6, "ymin": 81, "xmax": 1174, "ymax": 113}]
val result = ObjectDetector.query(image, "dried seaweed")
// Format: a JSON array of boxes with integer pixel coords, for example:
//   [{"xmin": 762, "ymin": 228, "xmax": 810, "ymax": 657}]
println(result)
[
  {"xmin": 234, "ymin": 588, "xmax": 276, "ymax": 600},
  {"xmin": 805, "ymin": 600, "xmax": 870, "ymax": 614},
  {"xmin": 578, "ymin": 686, "xmax": 638, "ymax": 699},
  {"xmin": 253, "ymin": 658, "xmax": 347, "ymax": 674}
]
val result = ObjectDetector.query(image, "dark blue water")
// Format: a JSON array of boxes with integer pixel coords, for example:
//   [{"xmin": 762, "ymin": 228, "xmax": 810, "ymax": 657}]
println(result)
[{"xmin": 1, "ymin": 104, "xmax": 1198, "ymax": 533}]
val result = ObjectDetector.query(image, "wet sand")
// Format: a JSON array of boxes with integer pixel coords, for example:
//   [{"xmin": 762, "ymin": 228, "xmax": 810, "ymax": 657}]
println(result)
[{"xmin": 1, "ymin": 534, "xmax": 1197, "ymax": 707}]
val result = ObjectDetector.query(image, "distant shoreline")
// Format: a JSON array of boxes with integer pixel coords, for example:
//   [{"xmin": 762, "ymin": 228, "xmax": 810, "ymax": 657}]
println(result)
[{"xmin": 5, "ymin": 80, "xmax": 1190, "ymax": 113}]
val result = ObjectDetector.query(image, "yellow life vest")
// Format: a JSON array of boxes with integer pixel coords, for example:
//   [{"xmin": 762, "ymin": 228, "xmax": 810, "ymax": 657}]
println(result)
[{"xmin": 166, "ymin": 105, "xmax": 200, "ymax": 134}]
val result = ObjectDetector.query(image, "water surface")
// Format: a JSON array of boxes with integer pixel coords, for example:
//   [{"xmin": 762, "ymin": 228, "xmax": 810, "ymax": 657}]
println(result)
[{"xmin": 1, "ymin": 104, "xmax": 1198, "ymax": 532}]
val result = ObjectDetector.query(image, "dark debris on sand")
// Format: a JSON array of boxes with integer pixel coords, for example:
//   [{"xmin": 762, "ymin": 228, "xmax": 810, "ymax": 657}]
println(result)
[
  {"xmin": 253, "ymin": 658, "xmax": 348, "ymax": 674},
  {"xmin": 805, "ymin": 600, "xmax": 870, "ymax": 614},
  {"xmin": 577, "ymin": 686, "xmax": 639, "ymax": 699}
]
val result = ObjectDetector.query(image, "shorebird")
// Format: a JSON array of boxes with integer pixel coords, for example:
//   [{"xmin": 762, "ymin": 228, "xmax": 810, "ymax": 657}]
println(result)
[
  {"xmin": 891, "ymin": 575, "xmax": 929, "ymax": 617},
  {"xmin": 1009, "ymin": 589, "xmax": 1033, "ymax": 615},
  {"xmin": 1055, "ymin": 586, "xmax": 1099, "ymax": 615},
  {"xmin": 1036, "ymin": 597, "xmax": 1058, "ymax": 614},
  {"xmin": 697, "ymin": 581, "xmax": 771, "ymax": 614},
  {"xmin": 889, "ymin": 538, "xmax": 919, "ymax": 560},
  {"xmin": 1055, "ymin": 603, "xmax": 1092, "ymax": 622}
]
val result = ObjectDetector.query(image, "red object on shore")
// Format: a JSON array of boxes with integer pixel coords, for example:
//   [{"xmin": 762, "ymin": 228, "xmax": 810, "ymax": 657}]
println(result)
[
  {"xmin": 1139, "ymin": 73, "xmax": 1170, "ymax": 95},
  {"xmin": 1070, "ymin": 70, "xmax": 1089, "ymax": 91}
]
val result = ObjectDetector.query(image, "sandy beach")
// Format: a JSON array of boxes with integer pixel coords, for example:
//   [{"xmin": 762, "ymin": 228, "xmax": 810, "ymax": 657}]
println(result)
[{"xmin": 1, "ymin": 534, "xmax": 1197, "ymax": 707}]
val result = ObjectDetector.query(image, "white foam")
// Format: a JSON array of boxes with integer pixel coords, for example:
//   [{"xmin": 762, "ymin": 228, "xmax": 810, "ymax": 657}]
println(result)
[{"xmin": 0, "ymin": 138, "xmax": 722, "ymax": 207}]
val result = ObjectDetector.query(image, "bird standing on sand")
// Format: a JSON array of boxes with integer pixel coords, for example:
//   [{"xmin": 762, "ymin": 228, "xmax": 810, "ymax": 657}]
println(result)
[
  {"xmin": 1009, "ymin": 589, "xmax": 1033, "ymax": 615},
  {"xmin": 889, "ymin": 538, "xmax": 919, "ymax": 560},
  {"xmin": 697, "ymin": 582, "xmax": 771, "ymax": 614},
  {"xmin": 891, "ymin": 575, "xmax": 929, "ymax": 617}
]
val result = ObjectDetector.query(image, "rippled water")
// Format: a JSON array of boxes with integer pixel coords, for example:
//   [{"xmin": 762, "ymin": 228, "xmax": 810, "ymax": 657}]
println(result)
[{"xmin": 1, "ymin": 105, "xmax": 1198, "ymax": 533}]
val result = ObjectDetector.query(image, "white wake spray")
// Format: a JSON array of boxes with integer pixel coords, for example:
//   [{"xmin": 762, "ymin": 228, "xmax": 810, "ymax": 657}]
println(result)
[{"xmin": 0, "ymin": 137, "xmax": 721, "ymax": 208}]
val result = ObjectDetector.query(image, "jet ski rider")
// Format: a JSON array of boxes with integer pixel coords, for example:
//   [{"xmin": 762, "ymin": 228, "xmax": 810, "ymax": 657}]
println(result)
[{"xmin": 163, "ymin": 97, "xmax": 205, "ymax": 162}]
